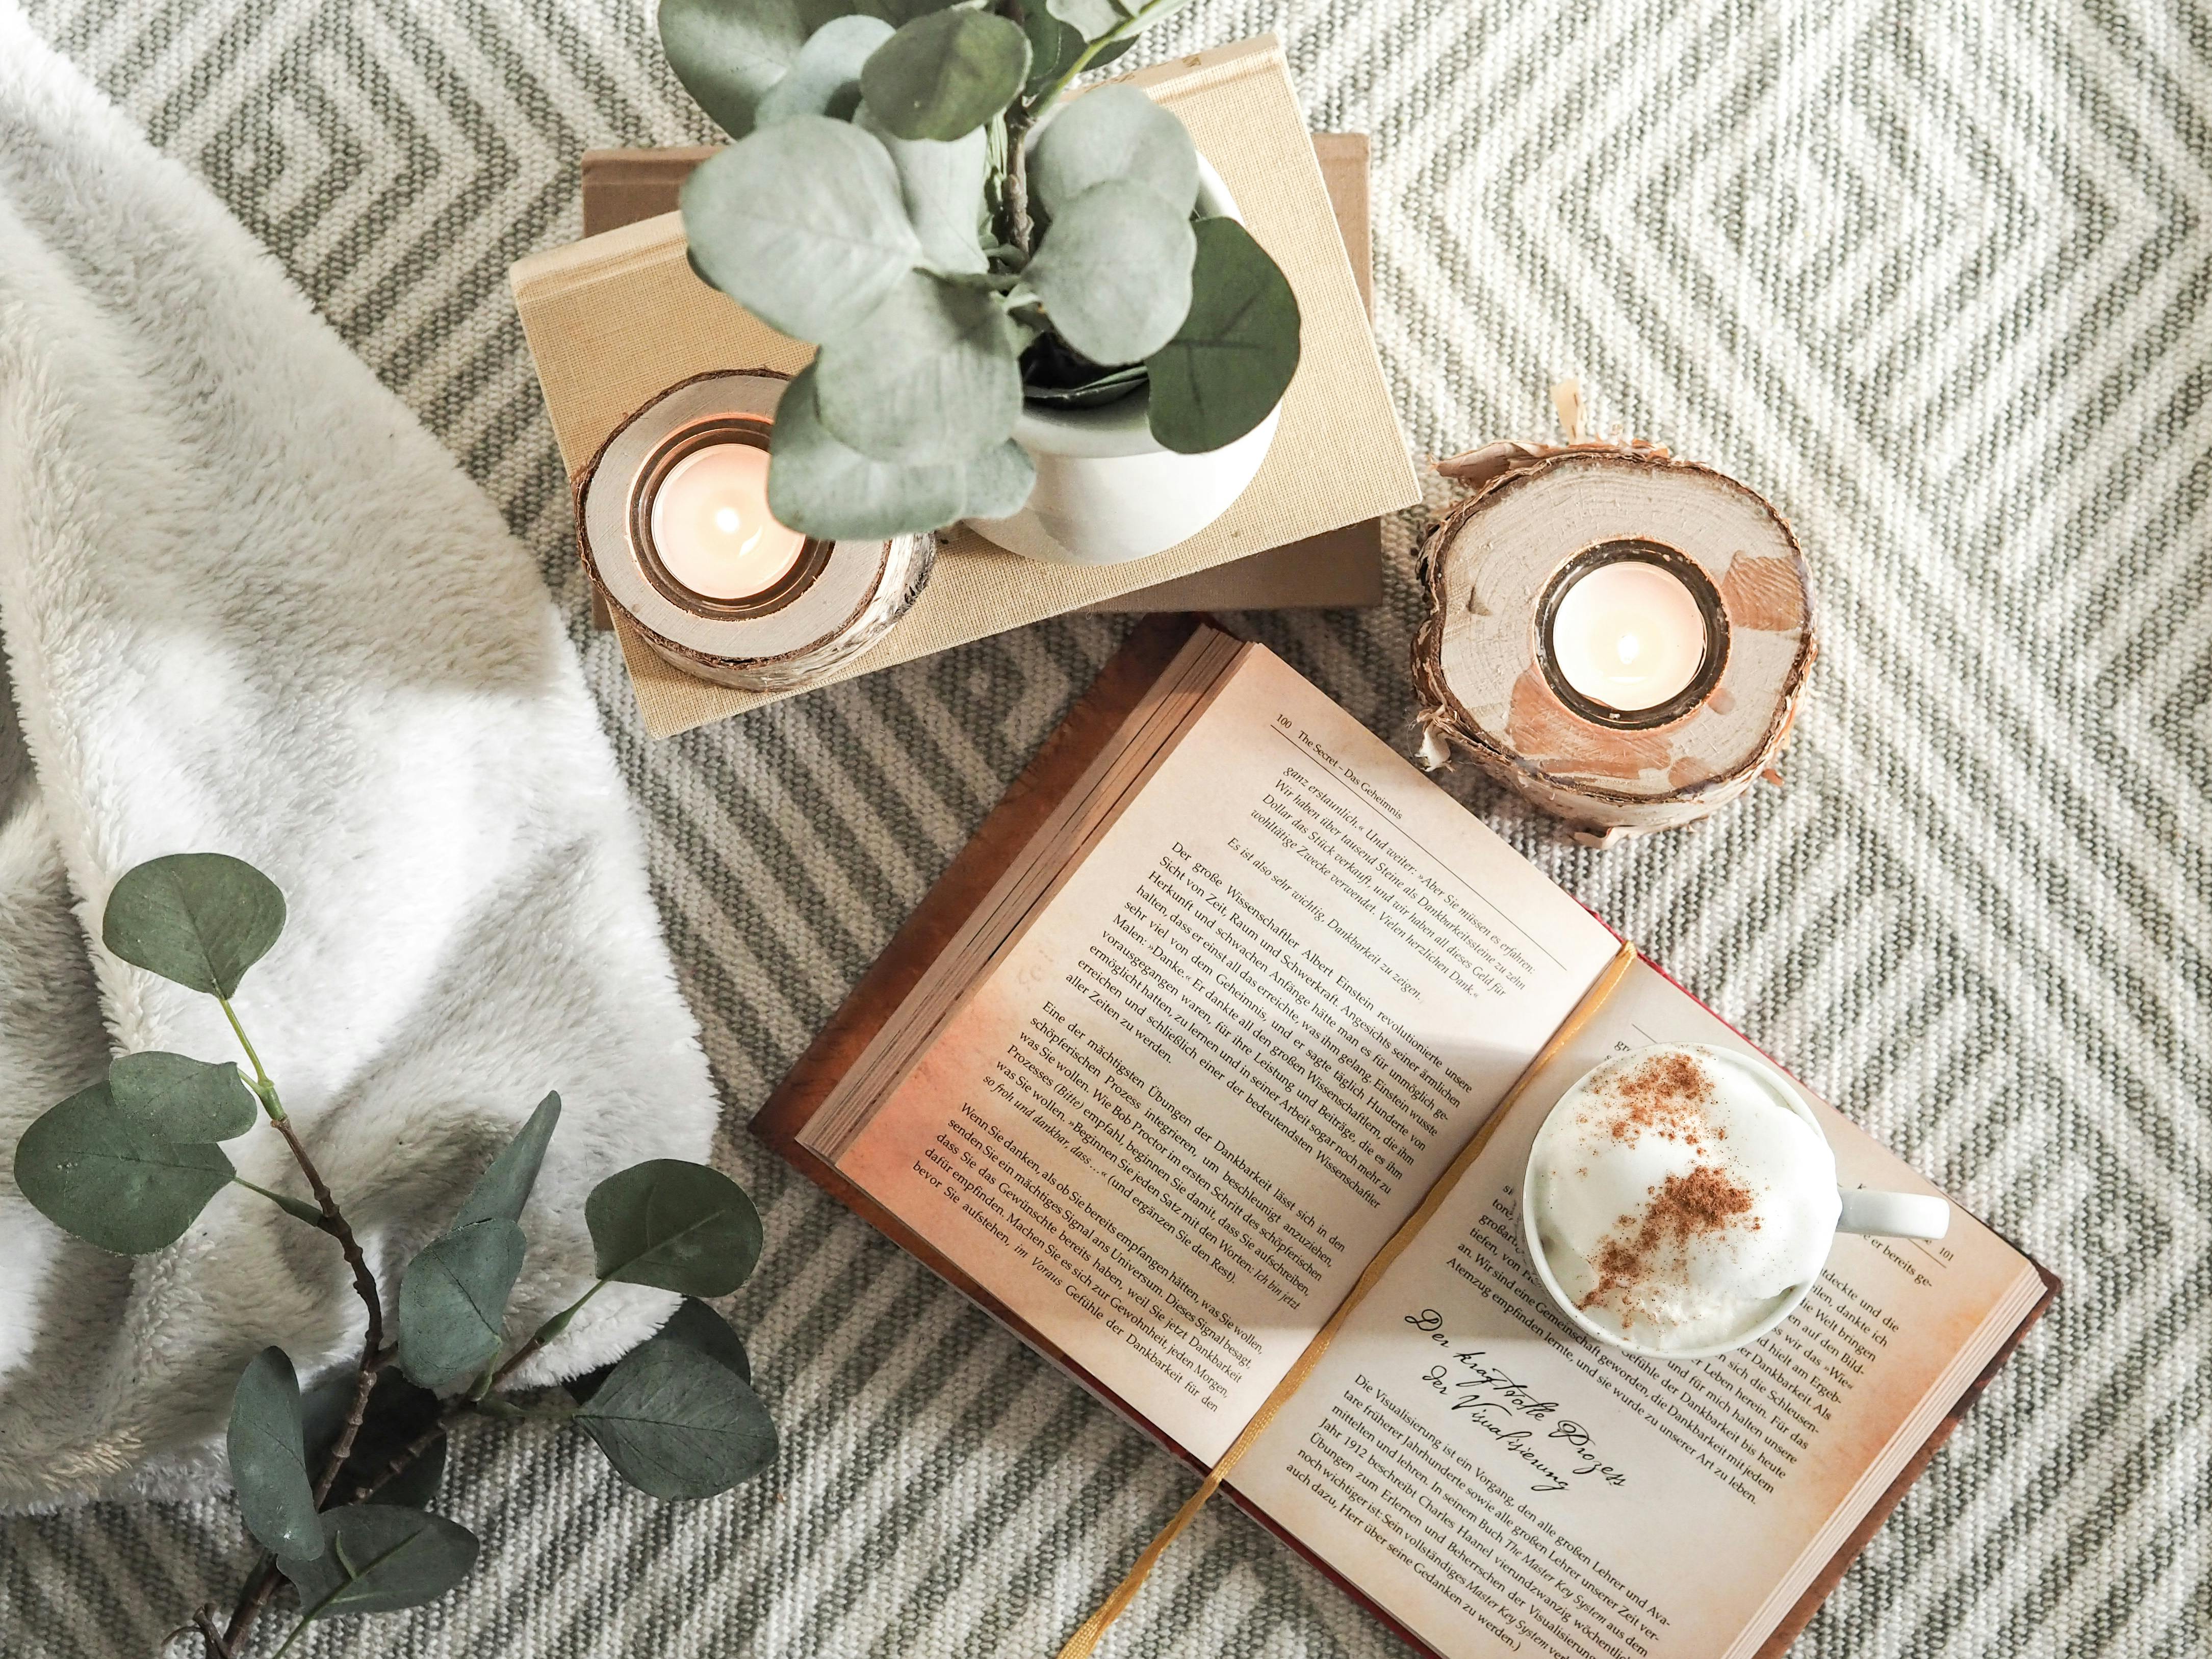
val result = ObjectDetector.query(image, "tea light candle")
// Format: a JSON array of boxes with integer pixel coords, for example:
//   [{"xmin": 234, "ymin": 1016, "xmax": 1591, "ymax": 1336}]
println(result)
[
  {"xmin": 648, "ymin": 443, "xmax": 807, "ymax": 602},
  {"xmin": 1548, "ymin": 559, "xmax": 1710, "ymax": 713}
]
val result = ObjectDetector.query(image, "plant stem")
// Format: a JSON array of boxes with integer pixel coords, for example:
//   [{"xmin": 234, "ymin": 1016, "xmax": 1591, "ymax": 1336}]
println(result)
[
  {"xmin": 341, "ymin": 1279, "xmax": 608, "ymax": 1509},
  {"xmin": 191, "ymin": 1603, "xmax": 234, "ymax": 1658},
  {"xmin": 480, "ymin": 1279, "xmax": 606, "ymax": 1398},
  {"xmin": 233, "ymin": 1178, "xmax": 329, "ymax": 1231},
  {"xmin": 216, "ymin": 1002, "xmax": 388, "ymax": 1657},
  {"xmin": 217, "ymin": 997, "xmax": 282, "ymax": 1121},
  {"xmin": 221, "ymin": 1560, "xmax": 280, "ymax": 1654},
  {"xmin": 1005, "ymin": 129, "xmax": 1034, "ymax": 256}
]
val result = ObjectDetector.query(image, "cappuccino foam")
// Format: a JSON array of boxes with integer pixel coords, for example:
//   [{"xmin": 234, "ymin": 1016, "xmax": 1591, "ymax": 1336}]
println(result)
[{"xmin": 1530, "ymin": 1045, "xmax": 1838, "ymax": 1352}]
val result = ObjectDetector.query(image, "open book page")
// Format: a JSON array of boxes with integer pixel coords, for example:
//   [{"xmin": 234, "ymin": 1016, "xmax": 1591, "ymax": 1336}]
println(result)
[
  {"xmin": 1229, "ymin": 960, "xmax": 2045, "ymax": 1659},
  {"xmin": 834, "ymin": 644, "xmax": 1623, "ymax": 1461}
]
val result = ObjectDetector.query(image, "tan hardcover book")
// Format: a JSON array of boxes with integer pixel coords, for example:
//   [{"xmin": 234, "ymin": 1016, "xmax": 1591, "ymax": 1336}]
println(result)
[
  {"xmin": 576, "ymin": 134, "xmax": 1385, "ymax": 625},
  {"xmin": 756, "ymin": 615, "xmax": 2056, "ymax": 1659},
  {"xmin": 513, "ymin": 38, "xmax": 1420, "ymax": 738}
]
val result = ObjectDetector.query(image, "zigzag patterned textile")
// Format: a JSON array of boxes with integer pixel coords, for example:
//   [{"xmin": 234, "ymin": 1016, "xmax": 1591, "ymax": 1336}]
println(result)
[{"xmin": 4, "ymin": 2, "xmax": 2204, "ymax": 1656}]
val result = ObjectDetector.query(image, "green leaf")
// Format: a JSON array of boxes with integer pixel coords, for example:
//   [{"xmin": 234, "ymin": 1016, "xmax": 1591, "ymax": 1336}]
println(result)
[
  {"xmin": 1029, "ymin": 83, "xmax": 1198, "ymax": 218},
  {"xmin": 585, "ymin": 1159, "xmax": 765, "ymax": 1298},
  {"xmin": 755, "ymin": 13, "xmax": 891, "ymax": 124},
  {"xmin": 453, "ymin": 1091, "xmax": 561, "ymax": 1230},
  {"xmin": 682, "ymin": 117, "xmax": 921, "ymax": 342},
  {"xmin": 280, "ymin": 1505, "xmax": 479, "ymax": 1619},
  {"xmin": 856, "ymin": 102, "xmax": 989, "ymax": 275},
  {"xmin": 814, "ymin": 271, "xmax": 1023, "ymax": 462},
  {"xmin": 12, "ymin": 1084, "xmax": 233, "ymax": 1254},
  {"xmin": 767, "ymin": 363, "xmax": 1034, "ymax": 538},
  {"xmin": 396, "ymin": 1220, "xmax": 527, "ymax": 1390},
  {"xmin": 1089, "ymin": 33, "xmax": 1138, "ymax": 71},
  {"xmin": 1022, "ymin": 361, "xmax": 1148, "ymax": 408},
  {"xmin": 656, "ymin": 0, "xmax": 809, "ymax": 139},
  {"xmin": 1045, "ymin": 0, "xmax": 1123, "ymax": 42},
  {"xmin": 1145, "ymin": 215, "xmax": 1301, "ymax": 453},
  {"xmin": 1026, "ymin": 180, "xmax": 1194, "ymax": 365},
  {"xmin": 302, "ymin": 1370, "xmax": 448, "ymax": 1509},
  {"xmin": 228, "ymin": 1348, "xmax": 324, "ymax": 1561},
  {"xmin": 1022, "ymin": 8, "xmax": 1084, "ymax": 94},
  {"xmin": 954, "ymin": 429, "xmax": 1038, "ymax": 519},
  {"xmin": 858, "ymin": 9, "xmax": 1028, "ymax": 141},
  {"xmin": 658, "ymin": 1297, "xmax": 754, "ymax": 1383},
  {"xmin": 108, "ymin": 1052, "xmax": 258, "ymax": 1142},
  {"xmin": 101, "ymin": 853, "xmax": 285, "ymax": 998},
  {"xmin": 249, "ymin": 1184, "xmax": 330, "ymax": 1229},
  {"xmin": 851, "ymin": 0, "xmax": 962, "ymax": 19},
  {"xmin": 575, "ymin": 1336, "xmax": 778, "ymax": 1498}
]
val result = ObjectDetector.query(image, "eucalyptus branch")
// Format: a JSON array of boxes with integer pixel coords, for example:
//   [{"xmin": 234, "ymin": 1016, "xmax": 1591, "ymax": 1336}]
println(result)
[
  {"xmin": 191, "ymin": 1603, "xmax": 234, "ymax": 1659},
  {"xmin": 217, "ymin": 997, "xmax": 281, "ymax": 1122},
  {"xmin": 14, "ymin": 670, "xmax": 761, "ymax": 1654},
  {"xmin": 220, "ymin": 1562, "xmax": 279, "ymax": 1653},
  {"xmin": 1005, "ymin": 132, "xmax": 1034, "ymax": 256},
  {"xmin": 232, "ymin": 1178, "xmax": 328, "ymax": 1231},
  {"xmin": 214, "ymin": 1003, "xmax": 387, "ymax": 1658}
]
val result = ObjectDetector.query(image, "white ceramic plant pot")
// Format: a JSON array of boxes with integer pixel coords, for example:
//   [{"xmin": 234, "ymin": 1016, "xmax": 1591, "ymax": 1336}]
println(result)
[{"xmin": 966, "ymin": 159, "xmax": 1283, "ymax": 566}]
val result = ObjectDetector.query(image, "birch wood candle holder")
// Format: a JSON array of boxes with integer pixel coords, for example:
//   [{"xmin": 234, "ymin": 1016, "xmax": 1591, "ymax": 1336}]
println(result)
[
  {"xmin": 576, "ymin": 370, "xmax": 933, "ymax": 692},
  {"xmin": 1411, "ymin": 392, "xmax": 1815, "ymax": 846}
]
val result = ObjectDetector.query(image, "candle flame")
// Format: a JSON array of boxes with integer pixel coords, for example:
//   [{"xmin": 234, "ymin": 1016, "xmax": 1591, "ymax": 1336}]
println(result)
[
  {"xmin": 1617, "ymin": 632, "xmax": 1642, "ymax": 666},
  {"xmin": 714, "ymin": 506, "xmax": 740, "ymax": 535}
]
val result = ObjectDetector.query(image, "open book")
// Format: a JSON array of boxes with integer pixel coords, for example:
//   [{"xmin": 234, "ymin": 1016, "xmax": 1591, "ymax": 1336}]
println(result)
[{"xmin": 757, "ymin": 619, "xmax": 2054, "ymax": 1659}]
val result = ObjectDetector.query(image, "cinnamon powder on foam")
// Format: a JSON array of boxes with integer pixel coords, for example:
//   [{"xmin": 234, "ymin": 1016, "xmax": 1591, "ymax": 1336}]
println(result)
[{"xmin": 1571, "ymin": 1051, "xmax": 1761, "ymax": 1324}]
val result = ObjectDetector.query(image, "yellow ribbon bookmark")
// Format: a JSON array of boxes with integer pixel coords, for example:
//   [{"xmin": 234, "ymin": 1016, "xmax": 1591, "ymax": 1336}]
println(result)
[{"xmin": 1054, "ymin": 940, "xmax": 1638, "ymax": 1659}]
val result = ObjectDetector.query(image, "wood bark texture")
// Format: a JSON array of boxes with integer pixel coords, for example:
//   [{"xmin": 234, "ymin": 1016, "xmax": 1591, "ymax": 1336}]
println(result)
[{"xmin": 1412, "ymin": 445, "xmax": 1816, "ymax": 846}]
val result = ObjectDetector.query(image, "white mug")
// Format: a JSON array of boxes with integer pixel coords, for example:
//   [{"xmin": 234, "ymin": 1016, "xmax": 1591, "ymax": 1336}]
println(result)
[{"xmin": 1520, "ymin": 1044, "xmax": 1949, "ymax": 1360}]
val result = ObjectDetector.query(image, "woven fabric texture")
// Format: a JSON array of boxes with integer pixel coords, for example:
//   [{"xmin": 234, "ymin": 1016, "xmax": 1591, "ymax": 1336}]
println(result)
[{"xmin": 4, "ymin": 3, "xmax": 2203, "ymax": 1656}]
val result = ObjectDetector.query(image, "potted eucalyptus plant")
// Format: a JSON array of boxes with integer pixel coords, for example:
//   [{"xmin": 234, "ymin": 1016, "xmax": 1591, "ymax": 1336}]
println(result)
[{"xmin": 659, "ymin": 0, "xmax": 1302, "ymax": 564}]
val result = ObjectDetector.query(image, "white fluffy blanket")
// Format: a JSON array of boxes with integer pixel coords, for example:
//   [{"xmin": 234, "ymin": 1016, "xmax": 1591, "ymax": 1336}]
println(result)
[{"xmin": 0, "ymin": 12, "xmax": 718, "ymax": 1509}]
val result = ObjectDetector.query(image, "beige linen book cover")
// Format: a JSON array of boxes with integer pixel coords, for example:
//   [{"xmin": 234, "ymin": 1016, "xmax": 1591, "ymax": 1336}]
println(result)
[{"xmin": 511, "ymin": 36, "xmax": 1420, "ymax": 738}]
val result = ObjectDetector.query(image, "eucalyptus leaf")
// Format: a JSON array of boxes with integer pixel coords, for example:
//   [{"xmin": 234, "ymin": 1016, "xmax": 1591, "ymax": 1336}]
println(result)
[
  {"xmin": 585, "ymin": 1158, "xmax": 764, "ymax": 1298},
  {"xmin": 101, "ymin": 852, "xmax": 285, "ymax": 998},
  {"xmin": 1145, "ymin": 215, "xmax": 1301, "ymax": 453},
  {"xmin": 682, "ymin": 117, "xmax": 920, "ymax": 342},
  {"xmin": 658, "ymin": 1297, "xmax": 754, "ymax": 1383},
  {"xmin": 858, "ymin": 9, "xmax": 1028, "ymax": 141},
  {"xmin": 574, "ymin": 1336, "xmax": 778, "ymax": 1498},
  {"xmin": 108, "ymin": 1052, "xmax": 258, "ymax": 1142},
  {"xmin": 856, "ymin": 102, "xmax": 989, "ymax": 275},
  {"xmin": 12, "ymin": 1083, "xmax": 233, "ymax": 1254},
  {"xmin": 1029, "ymin": 83, "xmax": 1198, "ymax": 217},
  {"xmin": 228, "ymin": 1348, "xmax": 324, "ymax": 1561},
  {"xmin": 453, "ymin": 1092, "xmax": 561, "ymax": 1230},
  {"xmin": 1022, "ymin": 8, "xmax": 1084, "ymax": 94},
  {"xmin": 852, "ymin": 0, "xmax": 961, "ymax": 17},
  {"xmin": 656, "ymin": 0, "xmax": 810, "ymax": 139},
  {"xmin": 1022, "ymin": 362, "xmax": 1148, "ymax": 408},
  {"xmin": 280, "ymin": 1505, "xmax": 479, "ymax": 1619},
  {"xmin": 755, "ymin": 13, "xmax": 890, "ymax": 124},
  {"xmin": 1089, "ymin": 33, "xmax": 1138, "ymax": 71},
  {"xmin": 396, "ymin": 1219, "xmax": 527, "ymax": 1390},
  {"xmin": 815, "ymin": 271, "xmax": 1023, "ymax": 462},
  {"xmin": 767, "ymin": 364, "xmax": 1034, "ymax": 538},
  {"xmin": 1045, "ymin": 0, "xmax": 1123, "ymax": 42},
  {"xmin": 1025, "ymin": 180, "xmax": 1195, "ymax": 365},
  {"xmin": 302, "ymin": 1370, "xmax": 449, "ymax": 1508},
  {"xmin": 958, "ymin": 430, "xmax": 1041, "ymax": 520}
]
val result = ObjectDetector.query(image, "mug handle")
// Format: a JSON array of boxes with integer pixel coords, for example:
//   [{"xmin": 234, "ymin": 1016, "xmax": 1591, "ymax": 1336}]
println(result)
[{"xmin": 1836, "ymin": 1188, "xmax": 1950, "ymax": 1239}]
